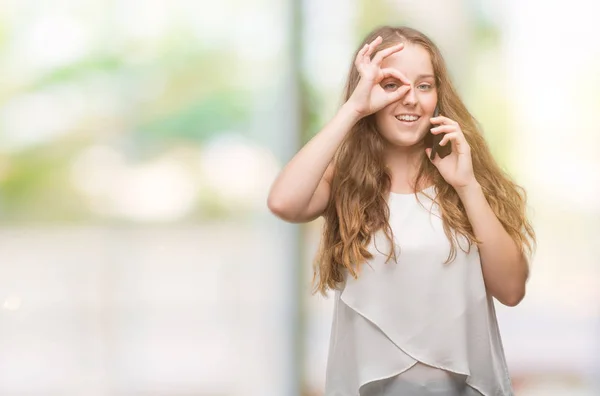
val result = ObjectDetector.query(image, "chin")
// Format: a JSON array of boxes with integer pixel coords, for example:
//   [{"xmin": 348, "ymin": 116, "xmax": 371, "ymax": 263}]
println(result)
[{"xmin": 387, "ymin": 131, "xmax": 427, "ymax": 147}]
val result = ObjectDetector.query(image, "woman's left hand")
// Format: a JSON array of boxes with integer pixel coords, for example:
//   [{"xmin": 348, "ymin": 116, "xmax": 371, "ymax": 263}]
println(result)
[{"xmin": 425, "ymin": 115, "xmax": 477, "ymax": 190}]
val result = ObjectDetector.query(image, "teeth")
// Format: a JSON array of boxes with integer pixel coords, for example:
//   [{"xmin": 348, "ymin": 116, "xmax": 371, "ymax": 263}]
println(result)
[{"xmin": 396, "ymin": 115, "xmax": 419, "ymax": 121}]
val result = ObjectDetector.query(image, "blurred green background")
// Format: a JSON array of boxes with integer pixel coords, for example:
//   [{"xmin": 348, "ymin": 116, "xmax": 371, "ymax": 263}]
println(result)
[{"xmin": 0, "ymin": 0, "xmax": 598, "ymax": 395}]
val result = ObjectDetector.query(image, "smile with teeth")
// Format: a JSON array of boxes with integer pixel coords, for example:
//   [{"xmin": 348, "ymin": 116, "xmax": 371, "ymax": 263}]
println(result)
[{"xmin": 395, "ymin": 115, "xmax": 420, "ymax": 122}]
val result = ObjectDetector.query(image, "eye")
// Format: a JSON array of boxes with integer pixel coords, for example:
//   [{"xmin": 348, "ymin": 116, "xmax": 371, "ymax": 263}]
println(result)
[
  {"xmin": 417, "ymin": 84, "xmax": 432, "ymax": 91},
  {"xmin": 383, "ymin": 82, "xmax": 399, "ymax": 91}
]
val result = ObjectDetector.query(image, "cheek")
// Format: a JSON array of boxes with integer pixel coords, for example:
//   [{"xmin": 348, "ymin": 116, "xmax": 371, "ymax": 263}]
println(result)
[
  {"xmin": 429, "ymin": 92, "xmax": 439, "ymax": 109},
  {"xmin": 374, "ymin": 111, "xmax": 393, "ymax": 131},
  {"xmin": 421, "ymin": 92, "xmax": 437, "ymax": 108}
]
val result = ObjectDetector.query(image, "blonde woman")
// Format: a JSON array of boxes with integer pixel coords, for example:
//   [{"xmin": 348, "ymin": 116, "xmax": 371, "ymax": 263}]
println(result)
[{"xmin": 268, "ymin": 26, "xmax": 535, "ymax": 396}]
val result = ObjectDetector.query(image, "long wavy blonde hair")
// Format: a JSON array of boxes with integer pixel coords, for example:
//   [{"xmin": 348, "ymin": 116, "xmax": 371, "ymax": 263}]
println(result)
[{"xmin": 312, "ymin": 26, "xmax": 536, "ymax": 295}]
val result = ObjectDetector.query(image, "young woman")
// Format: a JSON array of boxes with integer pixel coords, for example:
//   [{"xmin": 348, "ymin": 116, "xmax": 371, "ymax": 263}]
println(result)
[{"xmin": 268, "ymin": 26, "xmax": 535, "ymax": 396}]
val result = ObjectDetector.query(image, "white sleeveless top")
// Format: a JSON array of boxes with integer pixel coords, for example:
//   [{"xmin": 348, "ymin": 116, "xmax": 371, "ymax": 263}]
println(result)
[{"xmin": 324, "ymin": 185, "xmax": 514, "ymax": 396}]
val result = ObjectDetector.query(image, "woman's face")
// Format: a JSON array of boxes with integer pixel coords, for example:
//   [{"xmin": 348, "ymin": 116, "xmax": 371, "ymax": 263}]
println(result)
[{"xmin": 374, "ymin": 43, "xmax": 438, "ymax": 148}]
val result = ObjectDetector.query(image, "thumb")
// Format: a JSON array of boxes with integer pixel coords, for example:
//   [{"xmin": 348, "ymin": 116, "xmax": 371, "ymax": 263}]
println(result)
[{"xmin": 425, "ymin": 148, "xmax": 437, "ymax": 164}]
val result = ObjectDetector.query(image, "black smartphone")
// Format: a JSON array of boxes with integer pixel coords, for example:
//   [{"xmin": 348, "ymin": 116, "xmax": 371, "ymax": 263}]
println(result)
[{"xmin": 427, "ymin": 105, "xmax": 452, "ymax": 160}]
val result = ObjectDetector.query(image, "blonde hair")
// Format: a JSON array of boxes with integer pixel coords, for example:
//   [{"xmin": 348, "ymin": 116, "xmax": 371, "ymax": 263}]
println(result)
[{"xmin": 312, "ymin": 26, "xmax": 536, "ymax": 295}]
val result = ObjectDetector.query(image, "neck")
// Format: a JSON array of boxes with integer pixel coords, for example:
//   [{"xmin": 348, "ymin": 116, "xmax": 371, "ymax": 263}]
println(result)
[{"xmin": 384, "ymin": 141, "xmax": 429, "ymax": 189}]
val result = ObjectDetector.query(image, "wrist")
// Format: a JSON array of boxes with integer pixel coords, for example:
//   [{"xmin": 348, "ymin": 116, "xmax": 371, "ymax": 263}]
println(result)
[
  {"xmin": 455, "ymin": 181, "xmax": 482, "ymax": 199},
  {"xmin": 339, "ymin": 102, "xmax": 365, "ymax": 124}
]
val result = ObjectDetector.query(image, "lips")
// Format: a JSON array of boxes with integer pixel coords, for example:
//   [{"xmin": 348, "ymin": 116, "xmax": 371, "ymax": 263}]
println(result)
[
  {"xmin": 395, "ymin": 114, "xmax": 420, "ymax": 120},
  {"xmin": 395, "ymin": 115, "xmax": 420, "ymax": 126}
]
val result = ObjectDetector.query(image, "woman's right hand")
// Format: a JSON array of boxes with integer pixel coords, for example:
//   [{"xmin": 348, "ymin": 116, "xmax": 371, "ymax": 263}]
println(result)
[{"xmin": 346, "ymin": 36, "xmax": 411, "ymax": 118}]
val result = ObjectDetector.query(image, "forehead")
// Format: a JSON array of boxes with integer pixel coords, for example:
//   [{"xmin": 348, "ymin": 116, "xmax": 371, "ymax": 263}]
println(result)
[{"xmin": 380, "ymin": 43, "xmax": 434, "ymax": 78}]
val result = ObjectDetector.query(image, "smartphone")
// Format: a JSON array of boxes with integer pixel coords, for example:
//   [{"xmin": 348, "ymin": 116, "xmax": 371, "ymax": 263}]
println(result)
[{"xmin": 427, "ymin": 105, "xmax": 452, "ymax": 160}]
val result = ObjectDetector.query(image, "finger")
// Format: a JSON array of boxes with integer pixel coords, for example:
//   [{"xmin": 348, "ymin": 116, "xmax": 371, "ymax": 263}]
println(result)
[
  {"xmin": 371, "ymin": 43, "xmax": 404, "ymax": 65},
  {"xmin": 380, "ymin": 67, "xmax": 411, "ymax": 86},
  {"xmin": 425, "ymin": 148, "xmax": 433, "ymax": 160},
  {"xmin": 354, "ymin": 44, "xmax": 369, "ymax": 68},
  {"xmin": 358, "ymin": 43, "xmax": 369, "ymax": 57},
  {"xmin": 430, "ymin": 115, "xmax": 459, "ymax": 126},
  {"xmin": 438, "ymin": 132, "xmax": 458, "ymax": 146},
  {"xmin": 430, "ymin": 125, "xmax": 456, "ymax": 134},
  {"xmin": 385, "ymin": 84, "xmax": 411, "ymax": 103},
  {"xmin": 359, "ymin": 43, "xmax": 369, "ymax": 55},
  {"xmin": 364, "ymin": 36, "xmax": 382, "ymax": 59},
  {"xmin": 438, "ymin": 132, "xmax": 470, "ymax": 153},
  {"xmin": 426, "ymin": 147, "xmax": 440, "ymax": 164}
]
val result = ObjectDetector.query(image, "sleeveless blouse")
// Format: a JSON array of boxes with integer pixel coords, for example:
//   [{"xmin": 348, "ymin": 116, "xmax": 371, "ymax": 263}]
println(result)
[{"xmin": 324, "ymin": 185, "xmax": 514, "ymax": 396}]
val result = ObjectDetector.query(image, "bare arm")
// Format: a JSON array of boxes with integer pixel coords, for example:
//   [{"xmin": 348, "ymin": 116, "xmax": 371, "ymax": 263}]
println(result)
[
  {"xmin": 427, "ymin": 115, "xmax": 530, "ymax": 307},
  {"xmin": 457, "ymin": 182, "xmax": 529, "ymax": 307},
  {"xmin": 267, "ymin": 105, "xmax": 360, "ymax": 223}
]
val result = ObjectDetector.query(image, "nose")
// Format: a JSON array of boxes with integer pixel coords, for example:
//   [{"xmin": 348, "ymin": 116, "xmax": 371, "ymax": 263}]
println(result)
[{"xmin": 403, "ymin": 85, "xmax": 417, "ymax": 106}]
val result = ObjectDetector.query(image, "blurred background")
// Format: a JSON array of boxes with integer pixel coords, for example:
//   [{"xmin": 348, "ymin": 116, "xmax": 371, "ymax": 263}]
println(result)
[{"xmin": 0, "ymin": 0, "xmax": 598, "ymax": 395}]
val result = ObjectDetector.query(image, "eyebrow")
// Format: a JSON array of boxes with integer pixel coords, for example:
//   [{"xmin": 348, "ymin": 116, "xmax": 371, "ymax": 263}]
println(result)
[
  {"xmin": 381, "ymin": 73, "xmax": 436, "ymax": 83},
  {"xmin": 415, "ymin": 74, "xmax": 435, "ymax": 80}
]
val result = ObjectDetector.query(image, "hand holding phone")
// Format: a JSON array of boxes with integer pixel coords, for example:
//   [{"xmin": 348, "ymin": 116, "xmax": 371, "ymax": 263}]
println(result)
[{"xmin": 428, "ymin": 106, "xmax": 452, "ymax": 160}]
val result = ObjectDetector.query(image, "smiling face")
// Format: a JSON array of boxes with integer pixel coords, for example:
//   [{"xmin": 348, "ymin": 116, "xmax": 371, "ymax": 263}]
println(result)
[{"xmin": 374, "ymin": 43, "xmax": 438, "ymax": 148}]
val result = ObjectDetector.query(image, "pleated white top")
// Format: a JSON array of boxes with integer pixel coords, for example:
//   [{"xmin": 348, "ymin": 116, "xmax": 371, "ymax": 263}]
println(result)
[{"xmin": 324, "ymin": 185, "xmax": 514, "ymax": 396}]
